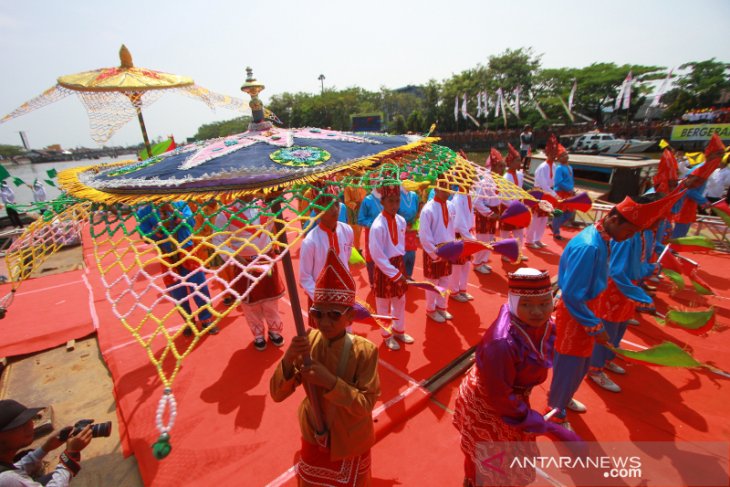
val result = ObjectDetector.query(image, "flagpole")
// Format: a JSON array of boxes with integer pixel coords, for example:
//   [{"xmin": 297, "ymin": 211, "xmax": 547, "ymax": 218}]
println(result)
[{"xmin": 657, "ymin": 243, "xmax": 671, "ymax": 264}]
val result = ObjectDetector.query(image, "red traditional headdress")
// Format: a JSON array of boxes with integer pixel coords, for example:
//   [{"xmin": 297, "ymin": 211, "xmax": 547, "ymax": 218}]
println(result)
[
  {"xmin": 505, "ymin": 143, "xmax": 521, "ymax": 165},
  {"xmin": 489, "ymin": 147, "xmax": 504, "ymax": 164},
  {"xmin": 545, "ymin": 134, "xmax": 559, "ymax": 161},
  {"xmin": 556, "ymin": 143, "xmax": 568, "ymax": 158},
  {"xmin": 313, "ymin": 248, "xmax": 356, "ymax": 306},
  {"xmin": 379, "ymin": 182, "xmax": 401, "ymax": 198},
  {"xmin": 691, "ymin": 133, "xmax": 728, "ymax": 181},
  {"xmin": 508, "ymin": 268, "xmax": 552, "ymax": 296},
  {"xmin": 614, "ymin": 192, "xmax": 684, "ymax": 230},
  {"xmin": 653, "ymin": 148, "xmax": 678, "ymax": 193}
]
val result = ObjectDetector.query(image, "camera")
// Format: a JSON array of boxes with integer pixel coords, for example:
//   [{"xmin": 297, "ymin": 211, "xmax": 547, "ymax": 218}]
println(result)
[{"xmin": 58, "ymin": 419, "xmax": 112, "ymax": 441}]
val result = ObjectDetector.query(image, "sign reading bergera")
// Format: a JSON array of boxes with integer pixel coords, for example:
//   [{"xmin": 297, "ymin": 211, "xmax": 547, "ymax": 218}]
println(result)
[{"xmin": 671, "ymin": 124, "xmax": 730, "ymax": 141}]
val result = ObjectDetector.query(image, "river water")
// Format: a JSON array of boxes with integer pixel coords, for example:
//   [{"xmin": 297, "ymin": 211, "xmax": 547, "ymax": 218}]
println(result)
[{"xmin": 1, "ymin": 156, "xmax": 134, "ymax": 210}]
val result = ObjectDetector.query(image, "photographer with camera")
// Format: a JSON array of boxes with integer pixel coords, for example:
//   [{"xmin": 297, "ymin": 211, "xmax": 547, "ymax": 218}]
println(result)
[{"xmin": 0, "ymin": 400, "xmax": 93, "ymax": 486}]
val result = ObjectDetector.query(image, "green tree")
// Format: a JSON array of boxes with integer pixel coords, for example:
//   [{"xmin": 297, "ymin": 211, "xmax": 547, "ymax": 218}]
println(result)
[
  {"xmin": 193, "ymin": 116, "xmax": 252, "ymax": 140},
  {"xmin": 535, "ymin": 63, "xmax": 663, "ymax": 125},
  {"xmin": 0, "ymin": 145, "xmax": 24, "ymax": 158},
  {"xmin": 389, "ymin": 114, "xmax": 407, "ymax": 134},
  {"xmin": 406, "ymin": 110, "xmax": 425, "ymax": 133},
  {"xmin": 664, "ymin": 58, "xmax": 730, "ymax": 117}
]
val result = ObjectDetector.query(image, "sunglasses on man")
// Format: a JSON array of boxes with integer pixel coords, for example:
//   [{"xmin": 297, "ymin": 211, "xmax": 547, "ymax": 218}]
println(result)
[{"xmin": 309, "ymin": 307, "xmax": 350, "ymax": 321}]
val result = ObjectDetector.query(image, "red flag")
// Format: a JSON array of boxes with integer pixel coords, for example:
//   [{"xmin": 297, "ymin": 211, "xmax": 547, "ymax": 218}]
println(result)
[
  {"xmin": 663, "ymin": 250, "xmax": 714, "ymax": 295},
  {"xmin": 711, "ymin": 200, "xmax": 730, "ymax": 226},
  {"xmin": 558, "ymin": 192, "xmax": 593, "ymax": 213},
  {"xmin": 500, "ymin": 201, "xmax": 532, "ymax": 228},
  {"xmin": 661, "ymin": 250, "xmax": 684, "ymax": 274},
  {"xmin": 688, "ymin": 134, "xmax": 726, "ymax": 181},
  {"xmin": 689, "ymin": 269, "xmax": 714, "ymax": 295}
]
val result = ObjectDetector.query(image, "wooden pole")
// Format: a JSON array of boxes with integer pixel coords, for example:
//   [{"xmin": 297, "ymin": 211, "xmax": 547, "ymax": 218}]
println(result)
[
  {"xmin": 136, "ymin": 107, "xmax": 153, "ymax": 159},
  {"xmin": 271, "ymin": 199, "xmax": 328, "ymax": 442}
]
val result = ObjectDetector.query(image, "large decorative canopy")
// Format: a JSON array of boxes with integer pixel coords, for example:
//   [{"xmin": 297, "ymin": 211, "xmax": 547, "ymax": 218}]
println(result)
[{"xmin": 0, "ymin": 45, "xmax": 249, "ymax": 153}]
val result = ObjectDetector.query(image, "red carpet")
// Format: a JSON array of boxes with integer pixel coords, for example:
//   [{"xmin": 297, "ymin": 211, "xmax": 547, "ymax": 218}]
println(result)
[
  {"xmin": 5, "ymin": 224, "xmax": 730, "ymax": 486},
  {"xmin": 0, "ymin": 269, "xmax": 95, "ymax": 357}
]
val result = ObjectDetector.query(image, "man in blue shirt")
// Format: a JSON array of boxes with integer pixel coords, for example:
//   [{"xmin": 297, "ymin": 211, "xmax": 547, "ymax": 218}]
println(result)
[
  {"xmin": 397, "ymin": 186, "xmax": 420, "ymax": 279},
  {"xmin": 357, "ymin": 188, "xmax": 384, "ymax": 286},
  {"xmin": 551, "ymin": 152, "xmax": 575, "ymax": 240},
  {"xmin": 547, "ymin": 194, "xmax": 673, "ymax": 429},
  {"xmin": 137, "ymin": 202, "xmax": 219, "ymax": 336}
]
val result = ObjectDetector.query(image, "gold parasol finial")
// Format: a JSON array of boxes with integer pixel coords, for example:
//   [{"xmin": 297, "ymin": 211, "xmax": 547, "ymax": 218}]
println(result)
[
  {"xmin": 119, "ymin": 45, "xmax": 134, "ymax": 69},
  {"xmin": 241, "ymin": 67, "xmax": 269, "ymax": 128}
]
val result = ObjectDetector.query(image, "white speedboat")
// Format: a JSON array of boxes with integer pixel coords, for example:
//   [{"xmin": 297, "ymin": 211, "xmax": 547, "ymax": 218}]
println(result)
[{"xmin": 568, "ymin": 132, "xmax": 656, "ymax": 154}]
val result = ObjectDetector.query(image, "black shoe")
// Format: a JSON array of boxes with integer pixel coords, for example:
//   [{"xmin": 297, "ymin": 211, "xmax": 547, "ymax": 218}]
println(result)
[
  {"xmin": 201, "ymin": 321, "xmax": 220, "ymax": 335},
  {"xmin": 554, "ymin": 234, "xmax": 564, "ymax": 241},
  {"xmin": 268, "ymin": 331, "xmax": 285, "ymax": 347},
  {"xmin": 254, "ymin": 337, "xmax": 267, "ymax": 351}
]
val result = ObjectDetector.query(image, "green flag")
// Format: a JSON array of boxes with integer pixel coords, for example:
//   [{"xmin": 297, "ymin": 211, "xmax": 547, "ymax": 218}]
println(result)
[
  {"xmin": 662, "ymin": 269, "xmax": 685, "ymax": 289},
  {"xmin": 44, "ymin": 179, "xmax": 56, "ymax": 187},
  {"xmin": 0, "ymin": 166, "xmax": 10, "ymax": 181},
  {"xmin": 46, "ymin": 168, "xmax": 58, "ymax": 178},
  {"xmin": 669, "ymin": 236, "xmax": 715, "ymax": 252},
  {"xmin": 659, "ymin": 308, "xmax": 716, "ymax": 335},
  {"xmin": 614, "ymin": 341, "xmax": 702, "ymax": 367},
  {"xmin": 12, "ymin": 177, "xmax": 25, "ymax": 187},
  {"xmin": 349, "ymin": 247, "xmax": 365, "ymax": 266}
]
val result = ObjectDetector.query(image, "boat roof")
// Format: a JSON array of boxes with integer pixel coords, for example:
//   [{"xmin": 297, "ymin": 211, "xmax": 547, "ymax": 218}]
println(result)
[{"xmin": 532, "ymin": 151, "xmax": 659, "ymax": 169}]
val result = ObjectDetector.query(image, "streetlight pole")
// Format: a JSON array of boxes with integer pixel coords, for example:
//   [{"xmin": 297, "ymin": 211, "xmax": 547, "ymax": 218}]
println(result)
[{"xmin": 318, "ymin": 74, "xmax": 325, "ymax": 95}]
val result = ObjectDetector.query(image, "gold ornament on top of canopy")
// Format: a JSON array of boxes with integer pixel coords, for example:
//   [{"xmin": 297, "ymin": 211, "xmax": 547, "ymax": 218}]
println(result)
[{"xmin": 0, "ymin": 45, "xmax": 250, "ymax": 155}]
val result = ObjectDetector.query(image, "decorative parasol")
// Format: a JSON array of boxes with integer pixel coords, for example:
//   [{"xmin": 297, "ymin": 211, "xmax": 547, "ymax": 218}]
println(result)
[
  {"xmin": 0, "ymin": 45, "xmax": 249, "ymax": 155},
  {"xmin": 1, "ymin": 67, "xmax": 533, "ymax": 457}
]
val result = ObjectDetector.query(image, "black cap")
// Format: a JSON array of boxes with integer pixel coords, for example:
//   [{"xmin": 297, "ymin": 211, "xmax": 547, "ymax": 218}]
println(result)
[{"xmin": 0, "ymin": 400, "xmax": 42, "ymax": 432}]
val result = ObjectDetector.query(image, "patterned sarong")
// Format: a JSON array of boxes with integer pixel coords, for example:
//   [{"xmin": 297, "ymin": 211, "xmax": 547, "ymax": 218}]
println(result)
[
  {"xmin": 475, "ymin": 212, "xmax": 498, "ymax": 235},
  {"xmin": 423, "ymin": 252, "xmax": 452, "ymax": 279},
  {"xmin": 554, "ymin": 297, "xmax": 604, "ymax": 357},
  {"xmin": 601, "ymin": 278, "xmax": 636, "ymax": 323},
  {"xmin": 453, "ymin": 366, "xmax": 538, "ymax": 487},
  {"xmin": 229, "ymin": 254, "xmax": 285, "ymax": 305},
  {"xmin": 298, "ymin": 439, "xmax": 371, "ymax": 487},
  {"xmin": 374, "ymin": 256, "xmax": 407, "ymax": 299}
]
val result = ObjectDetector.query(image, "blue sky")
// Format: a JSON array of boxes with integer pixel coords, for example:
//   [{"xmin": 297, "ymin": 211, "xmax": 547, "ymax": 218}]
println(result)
[{"xmin": 1, "ymin": 0, "xmax": 728, "ymax": 149}]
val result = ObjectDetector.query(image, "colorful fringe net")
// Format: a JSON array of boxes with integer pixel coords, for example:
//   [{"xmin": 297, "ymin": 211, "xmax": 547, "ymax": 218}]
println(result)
[
  {"xmin": 1, "ymin": 141, "xmax": 532, "ymax": 450},
  {"xmin": 0, "ymin": 84, "xmax": 247, "ymax": 144}
]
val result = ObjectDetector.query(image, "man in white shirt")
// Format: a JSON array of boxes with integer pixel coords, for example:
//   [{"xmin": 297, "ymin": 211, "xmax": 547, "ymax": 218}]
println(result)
[
  {"xmin": 704, "ymin": 163, "xmax": 730, "ymax": 204},
  {"xmin": 31, "ymin": 180, "xmax": 47, "ymax": 203},
  {"xmin": 299, "ymin": 192, "xmax": 354, "ymax": 327},
  {"xmin": 369, "ymin": 182, "xmax": 413, "ymax": 350},
  {"xmin": 0, "ymin": 181, "xmax": 22, "ymax": 228},
  {"xmin": 449, "ymin": 185, "xmax": 475, "ymax": 302},
  {"xmin": 526, "ymin": 135, "xmax": 560, "ymax": 248},
  {"xmin": 472, "ymin": 149, "xmax": 506, "ymax": 274},
  {"xmin": 418, "ymin": 179, "xmax": 456, "ymax": 323}
]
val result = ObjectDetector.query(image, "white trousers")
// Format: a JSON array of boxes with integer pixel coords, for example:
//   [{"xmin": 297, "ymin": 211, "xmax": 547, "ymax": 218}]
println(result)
[
  {"xmin": 450, "ymin": 263, "xmax": 472, "ymax": 293},
  {"xmin": 473, "ymin": 233, "xmax": 494, "ymax": 264},
  {"xmin": 526, "ymin": 216, "xmax": 547, "ymax": 244},
  {"xmin": 426, "ymin": 276, "xmax": 450, "ymax": 312},
  {"xmin": 242, "ymin": 299, "xmax": 283, "ymax": 339},
  {"xmin": 376, "ymin": 295, "xmax": 406, "ymax": 336}
]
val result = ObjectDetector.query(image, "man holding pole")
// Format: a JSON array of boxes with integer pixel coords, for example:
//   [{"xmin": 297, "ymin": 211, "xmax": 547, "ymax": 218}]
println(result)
[{"xmin": 270, "ymin": 248, "xmax": 380, "ymax": 486}]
